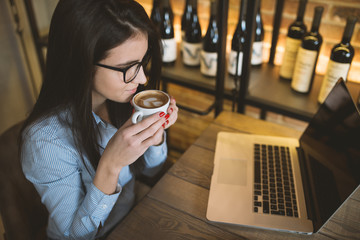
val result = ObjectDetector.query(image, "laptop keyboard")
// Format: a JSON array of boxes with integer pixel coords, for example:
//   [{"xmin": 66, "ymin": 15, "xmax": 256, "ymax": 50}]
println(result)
[{"xmin": 253, "ymin": 144, "xmax": 299, "ymax": 218}]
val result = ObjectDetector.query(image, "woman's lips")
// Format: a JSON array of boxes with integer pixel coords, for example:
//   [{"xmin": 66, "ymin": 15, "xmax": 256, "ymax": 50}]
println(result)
[{"xmin": 128, "ymin": 88, "xmax": 137, "ymax": 94}]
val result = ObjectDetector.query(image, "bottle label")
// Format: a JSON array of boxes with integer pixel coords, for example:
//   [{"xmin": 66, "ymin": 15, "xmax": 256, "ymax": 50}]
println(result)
[
  {"xmin": 251, "ymin": 41, "xmax": 263, "ymax": 65},
  {"xmin": 162, "ymin": 38, "xmax": 177, "ymax": 63},
  {"xmin": 291, "ymin": 47, "xmax": 318, "ymax": 93},
  {"xmin": 183, "ymin": 41, "xmax": 202, "ymax": 66},
  {"xmin": 228, "ymin": 50, "xmax": 243, "ymax": 76},
  {"xmin": 200, "ymin": 51, "xmax": 218, "ymax": 77},
  {"xmin": 318, "ymin": 60, "xmax": 350, "ymax": 103},
  {"xmin": 280, "ymin": 37, "xmax": 302, "ymax": 79}
]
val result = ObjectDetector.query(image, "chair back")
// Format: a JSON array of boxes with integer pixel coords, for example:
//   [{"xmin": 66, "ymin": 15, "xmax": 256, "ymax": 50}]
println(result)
[{"xmin": 0, "ymin": 122, "xmax": 48, "ymax": 240}]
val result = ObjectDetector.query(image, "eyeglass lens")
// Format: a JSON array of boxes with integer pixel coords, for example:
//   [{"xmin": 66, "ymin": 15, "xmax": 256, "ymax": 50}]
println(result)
[{"xmin": 124, "ymin": 54, "xmax": 150, "ymax": 83}]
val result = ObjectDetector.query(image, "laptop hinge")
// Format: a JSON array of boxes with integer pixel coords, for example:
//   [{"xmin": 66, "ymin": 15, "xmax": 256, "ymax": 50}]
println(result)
[{"xmin": 296, "ymin": 146, "xmax": 315, "ymax": 225}]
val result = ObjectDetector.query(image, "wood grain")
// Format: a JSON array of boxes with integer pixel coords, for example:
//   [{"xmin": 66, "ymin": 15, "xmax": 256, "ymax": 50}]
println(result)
[
  {"xmin": 214, "ymin": 111, "xmax": 303, "ymax": 138},
  {"xmin": 147, "ymin": 174, "xmax": 331, "ymax": 240},
  {"xmin": 168, "ymin": 145, "xmax": 214, "ymax": 190},
  {"xmin": 107, "ymin": 197, "xmax": 246, "ymax": 240},
  {"xmin": 192, "ymin": 112, "xmax": 303, "ymax": 152},
  {"xmin": 319, "ymin": 197, "xmax": 360, "ymax": 240}
]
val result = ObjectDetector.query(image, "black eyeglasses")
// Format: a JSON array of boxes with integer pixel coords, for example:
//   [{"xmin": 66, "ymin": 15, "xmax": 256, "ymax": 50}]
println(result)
[{"xmin": 95, "ymin": 50, "xmax": 151, "ymax": 83}]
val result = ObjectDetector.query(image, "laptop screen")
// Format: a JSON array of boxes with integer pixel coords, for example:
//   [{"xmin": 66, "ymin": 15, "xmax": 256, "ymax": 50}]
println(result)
[{"xmin": 299, "ymin": 79, "xmax": 360, "ymax": 232}]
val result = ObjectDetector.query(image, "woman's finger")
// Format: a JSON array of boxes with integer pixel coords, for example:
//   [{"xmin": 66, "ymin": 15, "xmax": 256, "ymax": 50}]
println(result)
[
  {"xmin": 142, "ymin": 126, "xmax": 164, "ymax": 147},
  {"xmin": 128, "ymin": 112, "xmax": 166, "ymax": 141}
]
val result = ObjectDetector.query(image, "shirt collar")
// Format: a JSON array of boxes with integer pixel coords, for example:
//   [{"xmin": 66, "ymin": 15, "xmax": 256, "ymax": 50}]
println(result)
[{"xmin": 92, "ymin": 111, "xmax": 103, "ymax": 125}]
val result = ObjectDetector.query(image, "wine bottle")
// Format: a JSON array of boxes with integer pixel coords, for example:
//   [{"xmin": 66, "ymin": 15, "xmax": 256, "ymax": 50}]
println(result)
[
  {"xmin": 318, "ymin": 16, "xmax": 357, "ymax": 103},
  {"xmin": 181, "ymin": 0, "xmax": 192, "ymax": 54},
  {"xmin": 160, "ymin": 0, "xmax": 177, "ymax": 65},
  {"xmin": 150, "ymin": 0, "xmax": 161, "ymax": 30},
  {"xmin": 291, "ymin": 6, "xmax": 324, "ymax": 94},
  {"xmin": 279, "ymin": 0, "xmax": 307, "ymax": 79},
  {"xmin": 251, "ymin": 0, "xmax": 264, "ymax": 67},
  {"xmin": 228, "ymin": 0, "xmax": 247, "ymax": 76},
  {"xmin": 200, "ymin": 0, "xmax": 219, "ymax": 77},
  {"xmin": 183, "ymin": 0, "xmax": 202, "ymax": 67}
]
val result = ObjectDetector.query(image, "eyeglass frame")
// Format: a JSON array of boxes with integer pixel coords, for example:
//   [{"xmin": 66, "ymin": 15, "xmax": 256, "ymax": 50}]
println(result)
[{"xmin": 95, "ymin": 49, "xmax": 151, "ymax": 84}]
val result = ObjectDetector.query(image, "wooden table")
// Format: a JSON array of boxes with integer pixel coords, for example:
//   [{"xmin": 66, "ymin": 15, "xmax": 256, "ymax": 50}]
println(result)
[{"xmin": 107, "ymin": 111, "xmax": 360, "ymax": 240}]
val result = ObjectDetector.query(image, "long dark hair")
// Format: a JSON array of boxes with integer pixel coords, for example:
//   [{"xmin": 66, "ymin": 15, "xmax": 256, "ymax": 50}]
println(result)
[{"xmin": 20, "ymin": 0, "xmax": 162, "ymax": 170}]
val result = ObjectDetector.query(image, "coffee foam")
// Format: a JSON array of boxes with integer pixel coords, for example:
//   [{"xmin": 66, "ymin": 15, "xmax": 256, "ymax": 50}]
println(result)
[
  {"xmin": 141, "ymin": 97, "xmax": 163, "ymax": 107},
  {"xmin": 134, "ymin": 91, "xmax": 168, "ymax": 109}
]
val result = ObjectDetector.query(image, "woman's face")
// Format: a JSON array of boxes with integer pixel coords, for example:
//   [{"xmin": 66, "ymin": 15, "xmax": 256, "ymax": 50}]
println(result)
[{"xmin": 92, "ymin": 33, "xmax": 148, "ymax": 110}]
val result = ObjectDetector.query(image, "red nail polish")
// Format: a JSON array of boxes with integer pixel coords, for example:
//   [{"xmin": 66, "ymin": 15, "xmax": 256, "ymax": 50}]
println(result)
[
  {"xmin": 166, "ymin": 120, "xmax": 169, "ymax": 125},
  {"xmin": 159, "ymin": 112, "xmax": 165, "ymax": 117},
  {"xmin": 169, "ymin": 108, "xmax": 173, "ymax": 113},
  {"xmin": 165, "ymin": 114, "xmax": 170, "ymax": 120},
  {"xmin": 162, "ymin": 123, "xmax": 165, "ymax": 128}
]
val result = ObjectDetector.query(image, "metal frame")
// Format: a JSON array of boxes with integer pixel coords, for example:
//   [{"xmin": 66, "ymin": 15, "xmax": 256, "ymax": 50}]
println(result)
[
  {"xmin": 214, "ymin": 0, "xmax": 229, "ymax": 116},
  {"xmin": 23, "ymin": 0, "xmax": 47, "ymax": 76},
  {"xmin": 162, "ymin": 0, "xmax": 229, "ymax": 117},
  {"xmin": 269, "ymin": 0, "xmax": 284, "ymax": 65},
  {"xmin": 236, "ymin": 0, "xmax": 259, "ymax": 114},
  {"xmin": 162, "ymin": 0, "xmax": 270, "ymax": 118}
]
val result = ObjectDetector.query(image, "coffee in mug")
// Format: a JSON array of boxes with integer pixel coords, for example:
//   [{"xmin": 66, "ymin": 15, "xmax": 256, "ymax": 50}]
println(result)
[{"xmin": 132, "ymin": 90, "xmax": 170, "ymax": 124}]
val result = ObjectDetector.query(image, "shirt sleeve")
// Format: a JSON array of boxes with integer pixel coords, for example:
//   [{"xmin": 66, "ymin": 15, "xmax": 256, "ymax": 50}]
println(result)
[
  {"xmin": 21, "ymin": 128, "xmax": 119, "ymax": 239},
  {"xmin": 141, "ymin": 131, "xmax": 168, "ymax": 177}
]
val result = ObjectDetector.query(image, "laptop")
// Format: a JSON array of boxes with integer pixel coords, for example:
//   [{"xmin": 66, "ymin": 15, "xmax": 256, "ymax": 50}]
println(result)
[{"xmin": 206, "ymin": 79, "xmax": 360, "ymax": 234}]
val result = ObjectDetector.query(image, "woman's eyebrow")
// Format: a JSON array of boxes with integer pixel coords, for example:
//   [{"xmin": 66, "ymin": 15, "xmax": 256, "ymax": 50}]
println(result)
[
  {"xmin": 114, "ymin": 49, "xmax": 149, "ymax": 67},
  {"xmin": 114, "ymin": 59, "xmax": 140, "ymax": 67}
]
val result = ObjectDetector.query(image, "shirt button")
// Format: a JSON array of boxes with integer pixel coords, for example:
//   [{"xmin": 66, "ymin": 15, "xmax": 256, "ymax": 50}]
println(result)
[{"xmin": 101, "ymin": 204, "xmax": 107, "ymax": 209}]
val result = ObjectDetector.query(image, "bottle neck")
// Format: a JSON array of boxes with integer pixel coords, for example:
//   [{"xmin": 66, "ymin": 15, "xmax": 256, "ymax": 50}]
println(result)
[
  {"xmin": 255, "ymin": 1, "xmax": 262, "ymax": 24},
  {"xmin": 239, "ymin": 0, "xmax": 247, "ymax": 21},
  {"xmin": 296, "ymin": 0, "xmax": 307, "ymax": 22},
  {"xmin": 184, "ymin": 0, "xmax": 192, "ymax": 14},
  {"xmin": 182, "ymin": 0, "xmax": 192, "ymax": 26},
  {"xmin": 238, "ymin": 0, "xmax": 247, "ymax": 30},
  {"xmin": 310, "ymin": 6, "xmax": 323, "ymax": 33},
  {"xmin": 190, "ymin": 0, "xmax": 198, "ymax": 14},
  {"xmin": 184, "ymin": 0, "xmax": 190, "ymax": 11},
  {"xmin": 341, "ymin": 16, "xmax": 357, "ymax": 44},
  {"xmin": 153, "ymin": 0, "xmax": 160, "ymax": 8},
  {"xmin": 162, "ymin": 0, "xmax": 170, "ymax": 8},
  {"xmin": 210, "ymin": 0, "xmax": 217, "ymax": 19}
]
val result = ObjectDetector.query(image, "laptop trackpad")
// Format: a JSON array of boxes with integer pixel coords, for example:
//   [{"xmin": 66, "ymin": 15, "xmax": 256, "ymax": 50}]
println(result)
[{"xmin": 217, "ymin": 159, "xmax": 247, "ymax": 186}]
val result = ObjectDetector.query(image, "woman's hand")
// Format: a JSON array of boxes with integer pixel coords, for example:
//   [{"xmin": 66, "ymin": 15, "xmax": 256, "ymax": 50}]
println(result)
[
  {"xmin": 163, "ymin": 96, "xmax": 178, "ymax": 130},
  {"xmin": 94, "ymin": 112, "xmax": 166, "ymax": 194}
]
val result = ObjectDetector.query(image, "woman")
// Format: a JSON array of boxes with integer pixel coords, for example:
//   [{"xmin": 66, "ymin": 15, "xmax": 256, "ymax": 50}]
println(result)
[{"xmin": 20, "ymin": 0, "xmax": 178, "ymax": 239}]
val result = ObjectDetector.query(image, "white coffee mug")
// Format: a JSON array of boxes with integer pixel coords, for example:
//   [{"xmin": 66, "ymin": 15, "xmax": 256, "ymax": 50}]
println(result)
[{"xmin": 131, "ymin": 90, "xmax": 170, "ymax": 124}]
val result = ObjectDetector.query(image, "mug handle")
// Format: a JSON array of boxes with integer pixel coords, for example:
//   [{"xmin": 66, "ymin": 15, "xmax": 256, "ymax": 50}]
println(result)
[{"xmin": 132, "ymin": 111, "xmax": 143, "ymax": 124}]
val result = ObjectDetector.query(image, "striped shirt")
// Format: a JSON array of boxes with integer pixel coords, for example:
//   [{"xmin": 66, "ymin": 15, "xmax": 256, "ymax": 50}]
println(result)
[{"xmin": 21, "ymin": 110, "xmax": 167, "ymax": 239}]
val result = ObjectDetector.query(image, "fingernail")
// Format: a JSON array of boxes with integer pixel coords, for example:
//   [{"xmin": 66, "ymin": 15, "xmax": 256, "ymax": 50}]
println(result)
[
  {"xmin": 165, "ymin": 114, "xmax": 170, "ymax": 120},
  {"xmin": 166, "ymin": 120, "xmax": 169, "ymax": 125},
  {"xmin": 159, "ymin": 112, "xmax": 165, "ymax": 117},
  {"xmin": 162, "ymin": 123, "xmax": 165, "ymax": 128},
  {"xmin": 169, "ymin": 108, "xmax": 173, "ymax": 113}
]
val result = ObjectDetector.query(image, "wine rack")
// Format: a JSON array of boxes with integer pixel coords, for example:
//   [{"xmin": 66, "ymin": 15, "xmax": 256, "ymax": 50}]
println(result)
[
  {"xmin": 162, "ymin": 59, "xmax": 360, "ymax": 122},
  {"xmin": 161, "ymin": 0, "xmax": 360, "ymax": 121}
]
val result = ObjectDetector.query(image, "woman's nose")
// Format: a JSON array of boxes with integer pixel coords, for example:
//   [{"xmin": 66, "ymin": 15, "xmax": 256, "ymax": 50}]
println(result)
[{"xmin": 133, "ymin": 66, "xmax": 147, "ymax": 85}]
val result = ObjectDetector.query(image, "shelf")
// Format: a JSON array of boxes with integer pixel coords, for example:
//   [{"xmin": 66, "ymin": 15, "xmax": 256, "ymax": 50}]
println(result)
[{"xmin": 162, "ymin": 60, "xmax": 360, "ymax": 122}]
